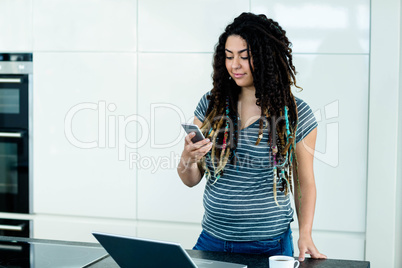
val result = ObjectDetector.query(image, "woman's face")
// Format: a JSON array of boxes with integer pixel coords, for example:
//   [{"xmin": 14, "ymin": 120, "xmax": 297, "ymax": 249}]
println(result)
[{"xmin": 225, "ymin": 35, "xmax": 254, "ymax": 90}]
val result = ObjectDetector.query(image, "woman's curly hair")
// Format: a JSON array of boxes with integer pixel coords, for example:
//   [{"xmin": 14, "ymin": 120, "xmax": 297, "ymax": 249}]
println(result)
[{"xmin": 199, "ymin": 12, "xmax": 299, "ymax": 198}]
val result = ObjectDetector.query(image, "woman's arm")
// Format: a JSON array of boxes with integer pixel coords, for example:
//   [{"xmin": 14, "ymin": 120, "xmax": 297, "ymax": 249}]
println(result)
[
  {"xmin": 294, "ymin": 127, "xmax": 327, "ymax": 261},
  {"xmin": 177, "ymin": 117, "xmax": 212, "ymax": 187}
]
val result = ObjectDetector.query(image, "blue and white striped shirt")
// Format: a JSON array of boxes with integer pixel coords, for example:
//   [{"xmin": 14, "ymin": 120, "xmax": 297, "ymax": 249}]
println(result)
[{"xmin": 194, "ymin": 92, "xmax": 318, "ymax": 241}]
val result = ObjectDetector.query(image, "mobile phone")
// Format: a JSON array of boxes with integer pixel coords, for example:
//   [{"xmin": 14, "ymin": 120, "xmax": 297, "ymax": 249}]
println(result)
[{"xmin": 181, "ymin": 123, "xmax": 206, "ymax": 143}]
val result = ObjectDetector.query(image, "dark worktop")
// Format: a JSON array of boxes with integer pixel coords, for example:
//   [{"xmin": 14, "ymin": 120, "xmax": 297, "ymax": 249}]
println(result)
[
  {"xmin": 89, "ymin": 248, "xmax": 370, "ymax": 268},
  {"xmin": 0, "ymin": 236, "xmax": 370, "ymax": 268},
  {"xmin": 186, "ymin": 250, "xmax": 370, "ymax": 268}
]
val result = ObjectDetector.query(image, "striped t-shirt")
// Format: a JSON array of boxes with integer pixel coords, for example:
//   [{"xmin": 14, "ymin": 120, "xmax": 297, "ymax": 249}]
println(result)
[{"xmin": 194, "ymin": 92, "xmax": 318, "ymax": 241}]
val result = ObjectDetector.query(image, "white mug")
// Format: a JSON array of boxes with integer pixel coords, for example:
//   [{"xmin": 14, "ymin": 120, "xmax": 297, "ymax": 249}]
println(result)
[{"xmin": 269, "ymin": 255, "xmax": 300, "ymax": 268}]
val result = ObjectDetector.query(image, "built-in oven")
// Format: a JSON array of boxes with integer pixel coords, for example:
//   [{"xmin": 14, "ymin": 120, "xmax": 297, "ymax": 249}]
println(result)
[{"xmin": 0, "ymin": 53, "xmax": 32, "ymax": 237}]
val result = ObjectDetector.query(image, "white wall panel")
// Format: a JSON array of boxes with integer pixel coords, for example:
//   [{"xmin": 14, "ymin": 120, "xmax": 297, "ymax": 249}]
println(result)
[
  {"xmin": 33, "ymin": 0, "xmax": 137, "ymax": 52},
  {"xmin": 136, "ymin": 53, "xmax": 213, "ymax": 222},
  {"xmin": 138, "ymin": 0, "xmax": 249, "ymax": 52},
  {"xmin": 366, "ymin": 1, "xmax": 400, "ymax": 266},
  {"xmin": 251, "ymin": 0, "xmax": 370, "ymax": 54},
  {"xmin": 291, "ymin": 228, "xmax": 365, "ymax": 261},
  {"xmin": 137, "ymin": 221, "xmax": 202, "ymax": 250},
  {"xmin": 33, "ymin": 52, "xmax": 137, "ymax": 219},
  {"xmin": 0, "ymin": 0, "xmax": 32, "ymax": 51},
  {"xmin": 292, "ymin": 54, "xmax": 369, "ymax": 232},
  {"xmin": 34, "ymin": 215, "xmax": 137, "ymax": 243}
]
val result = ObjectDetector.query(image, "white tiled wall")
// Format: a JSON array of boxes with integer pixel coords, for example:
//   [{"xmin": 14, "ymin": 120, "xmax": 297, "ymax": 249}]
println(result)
[
  {"xmin": 137, "ymin": 221, "xmax": 202, "ymax": 249},
  {"xmin": 136, "ymin": 53, "xmax": 212, "ymax": 223},
  {"xmin": 138, "ymin": 0, "xmax": 249, "ymax": 52},
  {"xmin": 0, "ymin": 0, "xmax": 372, "ymax": 261},
  {"xmin": 33, "ymin": 52, "xmax": 137, "ymax": 219},
  {"xmin": 34, "ymin": 215, "xmax": 137, "ymax": 243},
  {"xmin": 0, "ymin": 0, "xmax": 33, "ymax": 51},
  {"xmin": 33, "ymin": 0, "xmax": 137, "ymax": 52},
  {"xmin": 252, "ymin": 0, "xmax": 370, "ymax": 54},
  {"xmin": 292, "ymin": 54, "xmax": 369, "ymax": 233},
  {"xmin": 292, "ymin": 229, "xmax": 366, "ymax": 261},
  {"xmin": 290, "ymin": 54, "xmax": 369, "ymax": 259}
]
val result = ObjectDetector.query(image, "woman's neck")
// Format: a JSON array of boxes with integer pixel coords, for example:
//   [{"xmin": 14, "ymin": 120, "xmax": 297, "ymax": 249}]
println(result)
[
  {"xmin": 239, "ymin": 86, "xmax": 257, "ymax": 103},
  {"xmin": 237, "ymin": 86, "xmax": 261, "ymax": 129}
]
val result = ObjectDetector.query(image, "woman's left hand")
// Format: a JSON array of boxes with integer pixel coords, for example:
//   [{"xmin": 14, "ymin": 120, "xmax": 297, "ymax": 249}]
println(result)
[{"xmin": 298, "ymin": 234, "xmax": 327, "ymax": 261}]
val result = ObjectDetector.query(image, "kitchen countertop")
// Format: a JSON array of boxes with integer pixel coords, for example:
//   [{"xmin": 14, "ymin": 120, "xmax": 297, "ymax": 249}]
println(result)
[
  {"xmin": 0, "ymin": 236, "xmax": 370, "ymax": 268},
  {"xmin": 91, "ymin": 250, "xmax": 370, "ymax": 268}
]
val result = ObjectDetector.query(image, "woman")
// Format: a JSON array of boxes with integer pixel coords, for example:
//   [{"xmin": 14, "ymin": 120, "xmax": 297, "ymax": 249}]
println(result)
[{"xmin": 177, "ymin": 12, "xmax": 326, "ymax": 261}]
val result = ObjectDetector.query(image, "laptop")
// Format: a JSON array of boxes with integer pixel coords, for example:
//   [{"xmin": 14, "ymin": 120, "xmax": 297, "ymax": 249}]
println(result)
[{"xmin": 92, "ymin": 232, "xmax": 247, "ymax": 268}]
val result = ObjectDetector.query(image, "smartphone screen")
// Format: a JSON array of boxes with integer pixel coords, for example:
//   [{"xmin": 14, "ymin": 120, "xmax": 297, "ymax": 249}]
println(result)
[{"xmin": 181, "ymin": 123, "xmax": 205, "ymax": 143}]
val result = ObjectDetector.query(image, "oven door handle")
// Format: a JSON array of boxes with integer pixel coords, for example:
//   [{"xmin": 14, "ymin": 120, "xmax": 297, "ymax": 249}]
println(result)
[
  {"xmin": 0, "ymin": 78, "xmax": 22, "ymax": 83},
  {"xmin": 0, "ymin": 224, "xmax": 24, "ymax": 232},
  {"xmin": 0, "ymin": 132, "xmax": 23, "ymax": 138}
]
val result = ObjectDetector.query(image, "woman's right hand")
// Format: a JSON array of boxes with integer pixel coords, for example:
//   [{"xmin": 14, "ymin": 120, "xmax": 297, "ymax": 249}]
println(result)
[
  {"xmin": 181, "ymin": 132, "xmax": 213, "ymax": 167},
  {"xmin": 178, "ymin": 117, "xmax": 213, "ymax": 187}
]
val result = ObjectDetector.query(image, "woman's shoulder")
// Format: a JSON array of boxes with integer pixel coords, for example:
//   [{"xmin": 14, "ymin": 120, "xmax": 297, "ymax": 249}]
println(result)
[
  {"xmin": 201, "ymin": 90, "xmax": 212, "ymax": 100},
  {"xmin": 194, "ymin": 90, "xmax": 212, "ymax": 121},
  {"xmin": 294, "ymin": 96, "xmax": 307, "ymax": 106},
  {"xmin": 294, "ymin": 96, "xmax": 318, "ymax": 143},
  {"xmin": 294, "ymin": 96, "xmax": 314, "ymax": 115},
  {"xmin": 196, "ymin": 90, "xmax": 212, "ymax": 107}
]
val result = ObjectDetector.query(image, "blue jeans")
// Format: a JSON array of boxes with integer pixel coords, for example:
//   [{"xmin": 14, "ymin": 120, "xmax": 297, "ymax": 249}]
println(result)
[{"xmin": 193, "ymin": 227, "xmax": 294, "ymax": 256}]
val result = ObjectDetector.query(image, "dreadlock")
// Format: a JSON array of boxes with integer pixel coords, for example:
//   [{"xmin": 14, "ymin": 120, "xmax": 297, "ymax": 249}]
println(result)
[{"xmin": 199, "ymin": 12, "xmax": 300, "ymax": 203}]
